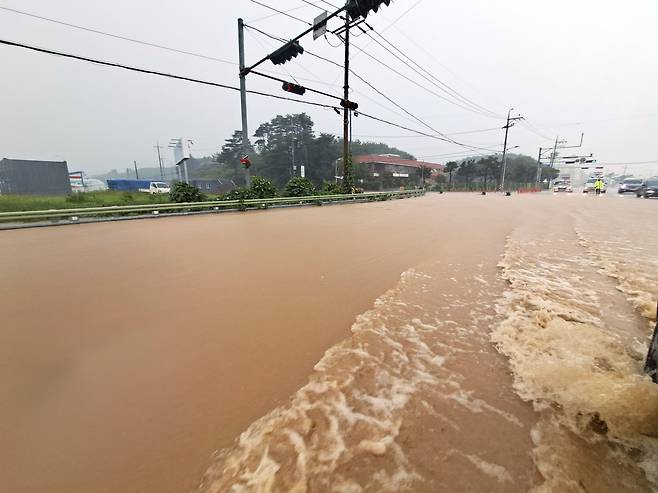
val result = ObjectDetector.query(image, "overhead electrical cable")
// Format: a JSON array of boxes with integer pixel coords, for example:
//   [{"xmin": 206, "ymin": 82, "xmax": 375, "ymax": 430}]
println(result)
[
  {"xmin": 362, "ymin": 26, "xmax": 502, "ymax": 118},
  {"xmin": 0, "ymin": 5, "xmax": 236, "ymax": 65},
  {"xmin": 247, "ymin": 0, "xmax": 312, "ymax": 26},
  {"xmin": 0, "ymin": 37, "xmax": 499, "ymax": 151},
  {"xmin": 243, "ymin": 24, "xmax": 497, "ymax": 152}
]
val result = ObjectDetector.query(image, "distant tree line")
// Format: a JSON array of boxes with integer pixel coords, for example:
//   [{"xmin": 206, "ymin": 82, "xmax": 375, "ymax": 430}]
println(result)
[
  {"xmin": 94, "ymin": 112, "xmax": 559, "ymax": 191},
  {"xmin": 443, "ymin": 154, "xmax": 559, "ymax": 190},
  {"xmin": 196, "ymin": 113, "xmax": 415, "ymax": 189}
]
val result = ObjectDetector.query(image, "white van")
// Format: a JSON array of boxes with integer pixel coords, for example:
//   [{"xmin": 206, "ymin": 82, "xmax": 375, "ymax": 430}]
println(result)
[{"xmin": 139, "ymin": 182, "xmax": 171, "ymax": 194}]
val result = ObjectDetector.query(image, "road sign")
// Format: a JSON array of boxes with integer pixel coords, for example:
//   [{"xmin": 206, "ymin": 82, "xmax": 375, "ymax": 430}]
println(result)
[{"xmin": 313, "ymin": 12, "xmax": 328, "ymax": 40}]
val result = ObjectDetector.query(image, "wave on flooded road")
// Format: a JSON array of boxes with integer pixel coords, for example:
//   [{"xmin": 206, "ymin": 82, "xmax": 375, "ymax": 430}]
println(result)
[
  {"xmin": 195, "ymin": 269, "xmax": 436, "ymax": 493},
  {"xmin": 195, "ymin": 257, "xmax": 537, "ymax": 493},
  {"xmin": 492, "ymin": 214, "xmax": 658, "ymax": 492}
]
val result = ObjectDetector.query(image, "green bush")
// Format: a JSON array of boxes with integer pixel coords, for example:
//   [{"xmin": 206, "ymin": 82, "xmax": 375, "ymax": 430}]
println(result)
[
  {"xmin": 65, "ymin": 192, "xmax": 87, "ymax": 204},
  {"xmin": 169, "ymin": 182, "xmax": 206, "ymax": 203},
  {"xmin": 322, "ymin": 181, "xmax": 343, "ymax": 195},
  {"xmin": 121, "ymin": 192, "xmax": 135, "ymax": 203},
  {"xmin": 285, "ymin": 176, "xmax": 316, "ymax": 197},
  {"xmin": 249, "ymin": 176, "xmax": 277, "ymax": 199},
  {"xmin": 223, "ymin": 188, "xmax": 253, "ymax": 201},
  {"xmin": 220, "ymin": 176, "xmax": 277, "ymax": 202}
]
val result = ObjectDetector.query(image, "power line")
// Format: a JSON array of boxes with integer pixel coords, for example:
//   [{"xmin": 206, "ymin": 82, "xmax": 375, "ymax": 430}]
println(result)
[
  {"xmin": 362, "ymin": 25, "xmax": 502, "ymax": 119},
  {"xmin": 0, "ymin": 5, "xmax": 236, "ymax": 65},
  {"xmin": 419, "ymin": 147, "xmax": 503, "ymax": 160},
  {"xmin": 242, "ymin": 24, "xmax": 495, "ymax": 152},
  {"xmin": 357, "ymin": 111, "xmax": 501, "ymax": 154},
  {"xmin": 519, "ymin": 119, "xmax": 554, "ymax": 141},
  {"xmin": 300, "ymin": 0, "xmax": 339, "ymax": 10},
  {"xmin": 1, "ymin": 37, "xmax": 498, "ymax": 151},
  {"xmin": 601, "ymin": 160, "xmax": 658, "ymax": 166},
  {"xmin": 0, "ymin": 38, "xmax": 335, "ymax": 109},
  {"xmin": 337, "ymin": 33, "xmax": 500, "ymax": 120},
  {"xmin": 248, "ymin": 0, "xmax": 312, "ymax": 26},
  {"xmin": 345, "ymin": 31, "xmax": 500, "ymax": 119},
  {"xmin": 354, "ymin": 127, "xmax": 501, "ymax": 139}
]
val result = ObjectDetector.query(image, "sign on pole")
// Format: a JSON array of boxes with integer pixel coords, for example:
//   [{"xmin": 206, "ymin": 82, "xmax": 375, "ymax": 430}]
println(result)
[{"xmin": 313, "ymin": 12, "xmax": 328, "ymax": 40}]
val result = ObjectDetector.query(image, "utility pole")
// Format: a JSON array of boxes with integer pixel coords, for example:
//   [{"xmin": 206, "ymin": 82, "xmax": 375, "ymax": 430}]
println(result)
[
  {"xmin": 342, "ymin": 13, "xmax": 352, "ymax": 193},
  {"xmin": 154, "ymin": 143, "xmax": 164, "ymax": 179},
  {"xmin": 500, "ymin": 108, "xmax": 524, "ymax": 190},
  {"xmin": 238, "ymin": 18, "xmax": 251, "ymax": 188},
  {"xmin": 134, "ymin": 160, "xmax": 139, "ymax": 180},
  {"xmin": 235, "ymin": 2, "xmax": 390, "ymax": 193},
  {"xmin": 550, "ymin": 136, "xmax": 560, "ymax": 168}
]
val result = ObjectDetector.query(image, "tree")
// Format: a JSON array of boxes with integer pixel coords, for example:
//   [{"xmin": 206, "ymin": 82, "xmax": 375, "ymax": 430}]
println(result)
[
  {"xmin": 445, "ymin": 161, "xmax": 458, "ymax": 189},
  {"xmin": 255, "ymin": 113, "xmax": 315, "ymax": 188},
  {"xmin": 458, "ymin": 159, "xmax": 477, "ymax": 188},
  {"xmin": 476, "ymin": 156, "xmax": 502, "ymax": 190},
  {"xmin": 208, "ymin": 130, "xmax": 259, "ymax": 187}
]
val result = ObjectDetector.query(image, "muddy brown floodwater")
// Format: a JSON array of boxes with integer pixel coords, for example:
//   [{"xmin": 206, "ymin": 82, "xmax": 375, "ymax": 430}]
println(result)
[{"xmin": 0, "ymin": 193, "xmax": 656, "ymax": 493}]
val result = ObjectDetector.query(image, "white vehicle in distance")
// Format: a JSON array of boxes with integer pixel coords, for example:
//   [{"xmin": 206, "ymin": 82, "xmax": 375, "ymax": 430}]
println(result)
[
  {"xmin": 553, "ymin": 180, "xmax": 573, "ymax": 193},
  {"xmin": 583, "ymin": 178, "xmax": 606, "ymax": 194},
  {"xmin": 139, "ymin": 181, "xmax": 171, "ymax": 194}
]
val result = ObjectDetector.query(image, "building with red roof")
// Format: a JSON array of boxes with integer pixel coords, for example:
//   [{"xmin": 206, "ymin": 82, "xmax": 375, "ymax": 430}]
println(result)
[{"xmin": 345, "ymin": 154, "xmax": 444, "ymax": 190}]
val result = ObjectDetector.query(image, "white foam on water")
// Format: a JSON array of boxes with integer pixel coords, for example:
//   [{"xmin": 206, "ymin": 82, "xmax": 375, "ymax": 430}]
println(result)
[
  {"xmin": 492, "ymin": 225, "xmax": 658, "ymax": 491},
  {"xmin": 457, "ymin": 452, "xmax": 513, "ymax": 483},
  {"xmin": 195, "ymin": 268, "xmax": 455, "ymax": 493}
]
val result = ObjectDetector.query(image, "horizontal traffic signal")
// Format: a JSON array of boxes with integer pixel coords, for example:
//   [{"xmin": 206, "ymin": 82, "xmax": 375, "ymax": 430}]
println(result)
[
  {"xmin": 282, "ymin": 82, "xmax": 306, "ymax": 96},
  {"xmin": 340, "ymin": 99, "xmax": 359, "ymax": 110},
  {"xmin": 270, "ymin": 41, "xmax": 304, "ymax": 65},
  {"xmin": 346, "ymin": 0, "xmax": 391, "ymax": 20}
]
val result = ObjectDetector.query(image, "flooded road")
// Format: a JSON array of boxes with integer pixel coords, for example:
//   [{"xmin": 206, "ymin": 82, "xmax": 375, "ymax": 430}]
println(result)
[{"xmin": 1, "ymin": 193, "xmax": 656, "ymax": 492}]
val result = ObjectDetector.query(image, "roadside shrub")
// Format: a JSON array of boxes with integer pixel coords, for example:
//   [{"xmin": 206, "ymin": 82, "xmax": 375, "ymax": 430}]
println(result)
[
  {"xmin": 249, "ymin": 176, "xmax": 277, "ymax": 199},
  {"xmin": 285, "ymin": 176, "xmax": 316, "ymax": 197},
  {"xmin": 223, "ymin": 187, "xmax": 253, "ymax": 201},
  {"xmin": 121, "ymin": 192, "xmax": 134, "ymax": 203},
  {"xmin": 169, "ymin": 182, "xmax": 206, "ymax": 203},
  {"xmin": 322, "ymin": 181, "xmax": 343, "ymax": 195},
  {"xmin": 65, "ymin": 192, "xmax": 87, "ymax": 204}
]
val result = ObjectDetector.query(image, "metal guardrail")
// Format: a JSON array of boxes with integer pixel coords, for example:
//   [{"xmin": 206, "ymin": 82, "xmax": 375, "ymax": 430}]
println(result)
[{"xmin": 0, "ymin": 190, "xmax": 425, "ymax": 224}]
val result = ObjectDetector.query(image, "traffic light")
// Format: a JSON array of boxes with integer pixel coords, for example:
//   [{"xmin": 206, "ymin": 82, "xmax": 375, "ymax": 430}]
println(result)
[
  {"xmin": 282, "ymin": 82, "xmax": 306, "ymax": 96},
  {"xmin": 340, "ymin": 99, "xmax": 359, "ymax": 110},
  {"xmin": 270, "ymin": 41, "xmax": 304, "ymax": 65},
  {"xmin": 346, "ymin": 0, "xmax": 391, "ymax": 20}
]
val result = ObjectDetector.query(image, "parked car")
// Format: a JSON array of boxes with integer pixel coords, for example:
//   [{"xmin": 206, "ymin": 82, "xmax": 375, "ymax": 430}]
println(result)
[
  {"xmin": 637, "ymin": 178, "xmax": 658, "ymax": 198},
  {"xmin": 553, "ymin": 180, "xmax": 573, "ymax": 193},
  {"xmin": 618, "ymin": 178, "xmax": 643, "ymax": 194}
]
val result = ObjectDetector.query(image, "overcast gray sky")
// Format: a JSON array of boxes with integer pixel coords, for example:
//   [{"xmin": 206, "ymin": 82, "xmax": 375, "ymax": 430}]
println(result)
[{"xmin": 1, "ymin": 0, "xmax": 657, "ymax": 176}]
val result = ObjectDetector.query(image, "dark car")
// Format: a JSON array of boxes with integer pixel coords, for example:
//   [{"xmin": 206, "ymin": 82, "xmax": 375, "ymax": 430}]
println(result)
[
  {"xmin": 637, "ymin": 179, "xmax": 658, "ymax": 198},
  {"xmin": 618, "ymin": 178, "xmax": 643, "ymax": 194}
]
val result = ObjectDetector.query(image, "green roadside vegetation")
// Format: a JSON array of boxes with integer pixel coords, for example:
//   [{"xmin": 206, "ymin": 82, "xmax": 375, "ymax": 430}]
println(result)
[
  {"xmin": 0, "ymin": 191, "xmax": 173, "ymax": 213},
  {"xmin": 0, "ymin": 177, "xmax": 349, "ymax": 213}
]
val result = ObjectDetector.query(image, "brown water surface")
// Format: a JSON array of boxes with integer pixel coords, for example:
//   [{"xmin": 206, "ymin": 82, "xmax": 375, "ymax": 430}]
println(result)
[{"xmin": 1, "ymin": 193, "xmax": 656, "ymax": 493}]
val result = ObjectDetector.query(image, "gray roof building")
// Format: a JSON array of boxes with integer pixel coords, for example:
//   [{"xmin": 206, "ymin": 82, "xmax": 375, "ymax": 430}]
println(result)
[{"xmin": 0, "ymin": 158, "xmax": 72, "ymax": 196}]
